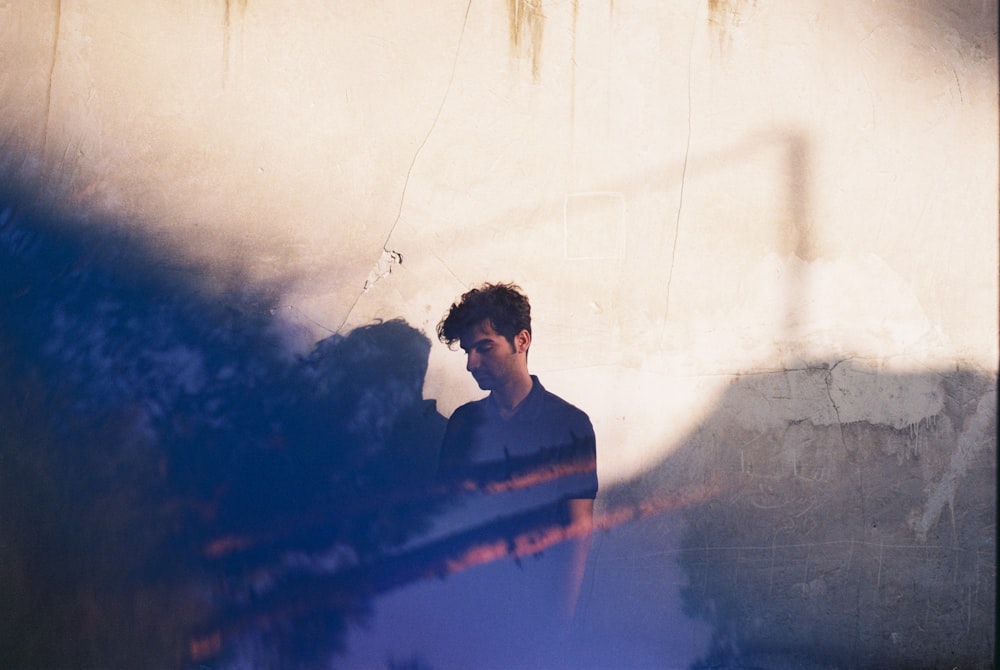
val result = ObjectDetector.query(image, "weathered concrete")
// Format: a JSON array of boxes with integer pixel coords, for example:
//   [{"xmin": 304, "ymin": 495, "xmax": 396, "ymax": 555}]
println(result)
[{"xmin": 0, "ymin": 0, "xmax": 995, "ymax": 667}]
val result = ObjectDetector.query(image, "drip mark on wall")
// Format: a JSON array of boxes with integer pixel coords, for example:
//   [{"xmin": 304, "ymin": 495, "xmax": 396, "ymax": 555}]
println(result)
[
  {"xmin": 507, "ymin": 0, "xmax": 545, "ymax": 80},
  {"xmin": 707, "ymin": 0, "xmax": 756, "ymax": 47},
  {"xmin": 222, "ymin": 0, "xmax": 248, "ymax": 86}
]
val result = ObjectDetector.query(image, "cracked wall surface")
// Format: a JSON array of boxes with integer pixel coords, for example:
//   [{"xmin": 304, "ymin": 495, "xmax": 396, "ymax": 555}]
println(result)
[{"xmin": 0, "ymin": 0, "xmax": 996, "ymax": 667}]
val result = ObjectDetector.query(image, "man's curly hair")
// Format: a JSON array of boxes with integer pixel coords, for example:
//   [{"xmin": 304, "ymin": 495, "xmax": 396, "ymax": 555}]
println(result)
[{"xmin": 436, "ymin": 282, "xmax": 532, "ymax": 348}]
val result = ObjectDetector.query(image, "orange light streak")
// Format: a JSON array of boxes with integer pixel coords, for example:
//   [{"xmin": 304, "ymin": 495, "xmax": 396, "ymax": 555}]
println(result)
[{"xmin": 191, "ymin": 478, "xmax": 718, "ymax": 665}]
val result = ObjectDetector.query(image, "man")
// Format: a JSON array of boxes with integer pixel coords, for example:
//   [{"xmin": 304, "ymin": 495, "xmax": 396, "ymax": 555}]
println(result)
[{"xmin": 436, "ymin": 282, "xmax": 598, "ymax": 619}]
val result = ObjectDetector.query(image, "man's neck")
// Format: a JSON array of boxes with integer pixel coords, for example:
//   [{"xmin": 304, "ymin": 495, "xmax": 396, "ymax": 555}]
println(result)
[{"xmin": 491, "ymin": 373, "xmax": 534, "ymax": 418}]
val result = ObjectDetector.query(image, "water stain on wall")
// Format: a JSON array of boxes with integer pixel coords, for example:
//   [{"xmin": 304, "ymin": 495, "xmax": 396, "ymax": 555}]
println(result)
[
  {"xmin": 507, "ymin": 0, "xmax": 545, "ymax": 79},
  {"xmin": 223, "ymin": 0, "xmax": 248, "ymax": 85},
  {"xmin": 707, "ymin": 0, "xmax": 756, "ymax": 47}
]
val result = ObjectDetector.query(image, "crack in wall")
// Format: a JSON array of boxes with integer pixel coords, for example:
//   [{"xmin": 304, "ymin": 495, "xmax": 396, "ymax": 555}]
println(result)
[
  {"xmin": 569, "ymin": 0, "xmax": 577, "ymax": 169},
  {"xmin": 823, "ymin": 357, "xmax": 869, "ymax": 653},
  {"xmin": 43, "ymin": 0, "xmax": 62, "ymax": 156},
  {"xmin": 660, "ymin": 6, "xmax": 699, "ymax": 326}
]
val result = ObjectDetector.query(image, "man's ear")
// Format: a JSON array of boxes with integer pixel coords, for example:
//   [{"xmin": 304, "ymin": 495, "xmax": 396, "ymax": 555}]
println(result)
[{"xmin": 515, "ymin": 329, "xmax": 531, "ymax": 354}]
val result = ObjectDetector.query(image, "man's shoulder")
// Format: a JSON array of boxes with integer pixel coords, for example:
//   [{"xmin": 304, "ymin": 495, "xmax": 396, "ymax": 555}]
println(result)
[
  {"xmin": 445, "ymin": 379, "xmax": 593, "ymax": 429},
  {"xmin": 534, "ymin": 382, "xmax": 593, "ymax": 428},
  {"xmin": 447, "ymin": 396, "xmax": 490, "ymax": 423},
  {"xmin": 454, "ymin": 395, "xmax": 491, "ymax": 412},
  {"xmin": 538, "ymin": 387, "xmax": 588, "ymax": 415}
]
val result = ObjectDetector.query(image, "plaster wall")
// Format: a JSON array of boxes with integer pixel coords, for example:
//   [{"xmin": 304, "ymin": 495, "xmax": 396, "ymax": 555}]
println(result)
[{"xmin": 0, "ymin": 1, "xmax": 995, "ymax": 667}]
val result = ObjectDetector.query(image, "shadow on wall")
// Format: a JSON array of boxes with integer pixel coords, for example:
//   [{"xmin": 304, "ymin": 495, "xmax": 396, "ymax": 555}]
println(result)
[
  {"xmin": 0, "ymin": 190, "xmax": 451, "ymax": 669},
  {"xmin": 1, "ymin": 186, "xmax": 995, "ymax": 670},
  {"xmin": 0, "ymin": 188, "xmax": 597, "ymax": 670},
  {"xmin": 592, "ymin": 363, "xmax": 996, "ymax": 669}
]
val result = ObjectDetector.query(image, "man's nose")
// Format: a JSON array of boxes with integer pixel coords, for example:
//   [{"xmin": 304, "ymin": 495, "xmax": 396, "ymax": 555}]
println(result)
[{"xmin": 466, "ymin": 351, "xmax": 479, "ymax": 372}]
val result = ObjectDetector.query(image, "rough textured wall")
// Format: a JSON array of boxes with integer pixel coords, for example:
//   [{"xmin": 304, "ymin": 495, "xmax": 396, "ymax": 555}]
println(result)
[{"xmin": 0, "ymin": 1, "xmax": 995, "ymax": 668}]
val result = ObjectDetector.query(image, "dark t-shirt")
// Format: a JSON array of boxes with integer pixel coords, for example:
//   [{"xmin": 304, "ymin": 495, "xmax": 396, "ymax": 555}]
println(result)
[
  {"xmin": 428, "ymin": 377, "xmax": 598, "ymax": 656},
  {"xmin": 438, "ymin": 376, "xmax": 598, "ymax": 517}
]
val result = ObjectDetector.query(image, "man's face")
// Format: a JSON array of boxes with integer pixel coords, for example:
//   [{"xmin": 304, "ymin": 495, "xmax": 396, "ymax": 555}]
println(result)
[{"xmin": 459, "ymin": 319, "xmax": 528, "ymax": 391}]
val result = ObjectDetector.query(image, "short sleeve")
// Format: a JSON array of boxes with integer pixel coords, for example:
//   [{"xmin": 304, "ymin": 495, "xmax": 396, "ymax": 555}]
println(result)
[{"xmin": 556, "ymin": 412, "xmax": 598, "ymax": 500}]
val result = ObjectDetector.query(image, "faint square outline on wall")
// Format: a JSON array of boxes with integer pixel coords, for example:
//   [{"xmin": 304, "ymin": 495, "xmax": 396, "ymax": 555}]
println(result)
[{"xmin": 563, "ymin": 191, "xmax": 626, "ymax": 260}]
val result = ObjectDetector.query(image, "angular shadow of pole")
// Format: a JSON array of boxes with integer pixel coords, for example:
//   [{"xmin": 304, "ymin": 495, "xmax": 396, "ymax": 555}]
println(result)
[{"xmin": 591, "ymin": 364, "xmax": 996, "ymax": 669}]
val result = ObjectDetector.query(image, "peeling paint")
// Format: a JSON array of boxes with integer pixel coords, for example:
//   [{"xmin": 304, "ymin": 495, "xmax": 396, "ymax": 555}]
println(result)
[{"xmin": 364, "ymin": 248, "xmax": 403, "ymax": 292}]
